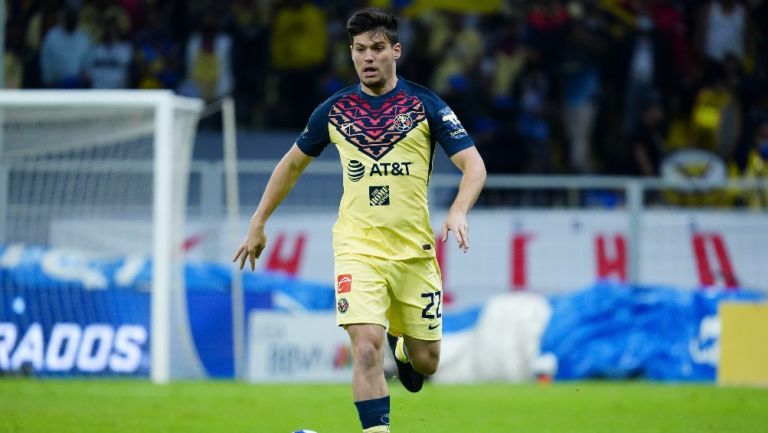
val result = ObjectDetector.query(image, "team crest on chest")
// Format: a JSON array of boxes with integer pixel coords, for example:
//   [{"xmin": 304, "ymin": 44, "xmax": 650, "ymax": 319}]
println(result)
[
  {"xmin": 393, "ymin": 113, "xmax": 413, "ymax": 131},
  {"xmin": 330, "ymin": 91, "xmax": 426, "ymax": 161}
]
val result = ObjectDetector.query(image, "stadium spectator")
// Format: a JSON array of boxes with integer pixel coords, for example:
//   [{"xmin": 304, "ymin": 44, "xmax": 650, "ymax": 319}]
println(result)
[
  {"xmin": 179, "ymin": 14, "xmax": 234, "ymax": 102},
  {"xmin": 524, "ymin": 0, "xmax": 570, "ymax": 76},
  {"xmin": 229, "ymin": 0, "xmax": 269, "ymax": 125},
  {"xmin": 118, "ymin": 0, "xmax": 145, "ymax": 31},
  {"xmin": 688, "ymin": 54, "xmax": 747, "ymax": 162},
  {"xmin": 132, "ymin": 4, "xmax": 181, "ymax": 90},
  {"xmin": 696, "ymin": 0, "xmax": 750, "ymax": 82},
  {"xmin": 429, "ymin": 14, "xmax": 485, "ymax": 136},
  {"xmin": 559, "ymin": 2, "xmax": 606, "ymax": 173},
  {"xmin": 40, "ymin": 7, "xmax": 91, "ymax": 88},
  {"xmin": 79, "ymin": 0, "xmax": 131, "ymax": 43},
  {"xmin": 650, "ymin": 0, "xmax": 696, "ymax": 92},
  {"xmin": 616, "ymin": 5, "xmax": 675, "ymax": 135},
  {"xmin": 86, "ymin": 16, "xmax": 132, "ymax": 88},
  {"xmin": 650, "ymin": 1, "xmax": 698, "ymax": 165},
  {"xmin": 25, "ymin": 0, "xmax": 61, "ymax": 53},
  {"xmin": 422, "ymin": 10, "xmax": 451, "ymax": 70},
  {"xmin": 517, "ymin": 62, "xmax": 554, "ymax": 173},
  {"xmin": 320, "ymin": 6, "xmax": 359, "ymax": 97},
  {"xmin": 269, "ymin": 0, "xmax": 328, "ymax": 128},
  {"xmin": 721, "ymin": 52, "xmax": 755, "ymax": 164},
  {"xmin": 4, "ymin": 18, "xmax": 25, "ymax": 89},
  {"xmin": 430, "ymin": 13, "xmax": 484, "ymax": 96},
  {"xmin": 628, "ymin": 91, "xmax": 667, "ymax": 176},
  {"xmin": 742, "ymin": 115, "xmax": 768, "ymax": 207},
  {"xmin": 489, "ymin": 16, "xmax": 526, "ymax": 107},
  {"xmin": 24, "ymin": 0, "xmax": 62, "ymax": 88},
  {"xmin": 752, "ymin": 0, "xmax": 768, "ymax": 81}
]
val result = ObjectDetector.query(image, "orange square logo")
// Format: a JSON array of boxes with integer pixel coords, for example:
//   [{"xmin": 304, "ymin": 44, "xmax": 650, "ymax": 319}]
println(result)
[{"xmin": 337, "ymin": 274, "xmax": 352, "ymax": 293}]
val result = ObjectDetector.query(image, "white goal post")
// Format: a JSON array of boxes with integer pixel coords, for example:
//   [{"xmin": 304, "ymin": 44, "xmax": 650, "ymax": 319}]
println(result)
[{"xmin": 0, "ymin": 90, "xmax": 208, "ymax": 383}]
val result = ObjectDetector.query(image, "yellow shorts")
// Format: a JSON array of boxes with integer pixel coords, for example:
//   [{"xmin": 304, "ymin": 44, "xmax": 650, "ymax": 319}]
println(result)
[{"xmin": 334, "ymin": 254, "xmax": 443, "ymax": 341}]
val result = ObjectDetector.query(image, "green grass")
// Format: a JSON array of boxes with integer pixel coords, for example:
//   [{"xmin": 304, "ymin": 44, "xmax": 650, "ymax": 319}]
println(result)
[{"xmin": 1, "ymin": 379, "xmax": 766, "ymax": 433}]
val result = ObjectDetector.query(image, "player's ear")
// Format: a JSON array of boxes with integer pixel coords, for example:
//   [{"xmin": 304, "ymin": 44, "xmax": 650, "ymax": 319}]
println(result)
[{"xmin": 393, "ymin": 42, "xmax": 401, "ymax": 60}]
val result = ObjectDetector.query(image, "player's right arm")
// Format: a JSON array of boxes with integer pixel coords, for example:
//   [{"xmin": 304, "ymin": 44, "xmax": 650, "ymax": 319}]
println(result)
[
  {"xmin": 233, "ymin": 144, "xmax": 313, "ymax": 271},
  {"xmin": 233, "ymin": 91, "xmax": 337, "ymax": 270}
]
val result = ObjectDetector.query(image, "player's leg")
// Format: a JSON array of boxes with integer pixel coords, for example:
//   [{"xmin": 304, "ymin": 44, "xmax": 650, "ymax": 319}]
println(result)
[
  {"xmin": 384, "ymin": 333, "xmax": 440, "ymax": 392},
  {"xmin": 402, "ymin": 335, "xmax": 440, "ymax": 375},
  {"xmin": 386, "ymin": 256, "xmax": 443, "ymax": 392},
  {"xmin": 335, "ymin": 255, "xmax": 391, "ymax": 433},
  {"xmin": 347, "ymin": 324, "xmax": 390, "ymax": 433},
  {"xmin": 347, "ymin": 324, "xmax": 388, "ymax": 400},
  {"xmin": 385, "ymin": 331, "xmax": 425, "ymax": 393}
]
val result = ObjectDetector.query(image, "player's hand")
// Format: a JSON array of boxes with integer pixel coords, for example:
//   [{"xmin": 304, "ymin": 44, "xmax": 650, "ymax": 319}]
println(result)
[
  {"xmin": 441, "ymin": 208, "xmax": 469, "ymax": 253},
  {"xmin": 232, "ymin": 223, "xmax": 267, "ymax": 271}
]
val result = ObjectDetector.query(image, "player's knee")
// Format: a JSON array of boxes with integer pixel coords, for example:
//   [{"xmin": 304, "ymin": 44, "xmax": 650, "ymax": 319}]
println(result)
[
  {"xmin": 410, "ymin": 350, "xmax": 440, "ymax": 376},
  {"xmin": 352, "ymin": 339, "xmax": 383, "ymax": 371}
]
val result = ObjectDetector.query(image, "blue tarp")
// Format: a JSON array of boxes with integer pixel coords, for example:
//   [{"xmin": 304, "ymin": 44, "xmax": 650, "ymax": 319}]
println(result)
[{"xmin": 542, "ymin": 282, "xmax": 765, "ymax": 381}]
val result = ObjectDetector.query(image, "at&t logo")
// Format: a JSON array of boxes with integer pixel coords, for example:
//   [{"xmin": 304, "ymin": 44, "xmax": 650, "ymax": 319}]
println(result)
[
  {"xmin": 347, "ymin": 160, "xmax": 365, "ymax": 182},
  {"xmin": 346, "ymin": 160, "xmax": 414, "ymax": 181}
]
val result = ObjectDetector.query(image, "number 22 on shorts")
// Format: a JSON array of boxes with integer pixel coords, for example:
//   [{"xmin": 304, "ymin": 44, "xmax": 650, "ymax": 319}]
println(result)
[{"xmin": 421, "ymin": 291, "xmax": 442, "ymax": 319}]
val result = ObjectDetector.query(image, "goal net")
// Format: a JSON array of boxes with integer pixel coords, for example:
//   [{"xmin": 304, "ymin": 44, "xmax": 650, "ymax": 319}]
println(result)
[{"xmin": 0, "ymin": 91, "xmax": 203, "ymax": 382}]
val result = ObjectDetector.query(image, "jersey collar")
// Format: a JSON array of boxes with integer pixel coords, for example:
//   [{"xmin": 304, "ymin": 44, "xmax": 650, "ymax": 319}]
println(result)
[{"xmin": 357, "ymin": 76, "xmax": 404, "ymax": 104}]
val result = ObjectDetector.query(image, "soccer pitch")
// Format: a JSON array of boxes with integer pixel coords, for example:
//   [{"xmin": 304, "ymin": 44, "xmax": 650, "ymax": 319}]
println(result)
[{"xmin": 2, "ymin": 379, "xmax": 766, "ymax": 433}]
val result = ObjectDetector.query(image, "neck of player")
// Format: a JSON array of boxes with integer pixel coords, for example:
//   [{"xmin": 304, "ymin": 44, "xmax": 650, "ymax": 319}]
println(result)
[{"xmin": 361, "ymin": 76, "xmax": 398, "ymax": 97}]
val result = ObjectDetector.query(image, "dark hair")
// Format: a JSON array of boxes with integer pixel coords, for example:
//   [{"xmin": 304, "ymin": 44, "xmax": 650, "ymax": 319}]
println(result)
[{"xmin": 346, "ymin": 8, "xmax": 399, "ymax": 44}]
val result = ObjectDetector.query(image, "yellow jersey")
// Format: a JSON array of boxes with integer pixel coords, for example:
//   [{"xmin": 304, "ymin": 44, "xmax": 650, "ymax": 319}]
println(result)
[{"xmin": 296, "ymin": 77, "xmax": 474, "ymax": 259}]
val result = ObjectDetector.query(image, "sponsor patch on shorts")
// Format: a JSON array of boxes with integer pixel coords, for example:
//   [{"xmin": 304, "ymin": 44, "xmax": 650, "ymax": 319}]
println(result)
[{"xmin": 337, "ymin": 274, "xmax": 352, "ymax": 293}]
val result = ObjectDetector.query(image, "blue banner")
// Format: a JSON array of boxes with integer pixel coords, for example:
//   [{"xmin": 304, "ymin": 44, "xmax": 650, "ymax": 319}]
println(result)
[
  {"xmin": 0, "ymin": 285, "xmax": 150, "ymax": 376},
  {"xmin": 0, "ymin": 244, "xmax": 330, "ymax": 378}
]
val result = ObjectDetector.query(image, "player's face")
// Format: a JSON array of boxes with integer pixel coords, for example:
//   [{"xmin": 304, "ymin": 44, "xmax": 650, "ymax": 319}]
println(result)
[{"xmin": 351, "ymin": 31, "xmax": 401, "ymax": 93}]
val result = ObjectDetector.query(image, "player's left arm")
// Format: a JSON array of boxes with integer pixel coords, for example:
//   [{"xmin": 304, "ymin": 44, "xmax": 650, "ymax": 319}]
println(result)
[{"xmin": 442, "ymin": 146, "xmax": 486, "ymax": 253}]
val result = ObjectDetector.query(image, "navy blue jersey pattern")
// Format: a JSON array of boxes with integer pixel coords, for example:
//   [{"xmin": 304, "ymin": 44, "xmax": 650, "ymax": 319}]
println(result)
[{"xmin": 296, "ymin": 77, "xmax": 474, "ymax": 158}]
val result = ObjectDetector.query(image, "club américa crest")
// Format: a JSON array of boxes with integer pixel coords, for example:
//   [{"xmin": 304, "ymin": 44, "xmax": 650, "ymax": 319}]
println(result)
[
  {"xmin": 393, "ymin": 113, "xmax": 413, "ymax": 131},
  {"xmin": 337, "ymin": 298, "xmax": 349, "ymax": 314}
]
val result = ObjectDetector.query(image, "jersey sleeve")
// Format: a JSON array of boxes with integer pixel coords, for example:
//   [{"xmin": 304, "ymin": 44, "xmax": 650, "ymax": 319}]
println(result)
[
  {"xmin": 295, "ymin": 100, "xmax": 332, "ymax": 157},
  {"xmin": 427, "ymin": 96, "xmax": 475, "ymax": 157}
]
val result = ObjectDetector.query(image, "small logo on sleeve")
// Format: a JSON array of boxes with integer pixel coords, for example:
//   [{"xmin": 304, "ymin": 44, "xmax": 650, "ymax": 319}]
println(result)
[
  {"xmin": 337, "ymin": 274, "xmax": 352, "ymax": 293},
  {"xmin": 369, "ymin": 185, "xmax": 390, "ymax": 206},
  {"xmin": 438, "ymin": 107, "xmax": 468, "ymax": 139}
]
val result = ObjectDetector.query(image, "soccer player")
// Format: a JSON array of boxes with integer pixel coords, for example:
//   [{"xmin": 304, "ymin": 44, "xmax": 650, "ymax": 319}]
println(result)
[{"xmin": 233, "ymin": 7, "xmax": 486, "ymax": 433}]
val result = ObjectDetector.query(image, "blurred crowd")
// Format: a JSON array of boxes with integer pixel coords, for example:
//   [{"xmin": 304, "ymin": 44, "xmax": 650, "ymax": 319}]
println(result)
[{"xmin": 4, "ymin": 0, "xmax": 768, "ymax": 188}]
